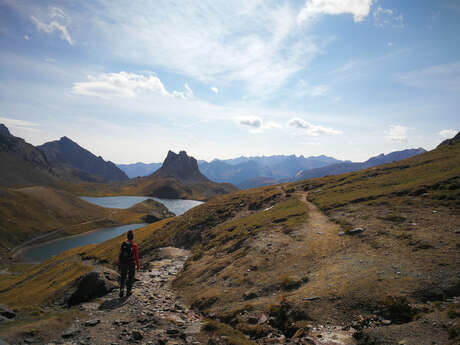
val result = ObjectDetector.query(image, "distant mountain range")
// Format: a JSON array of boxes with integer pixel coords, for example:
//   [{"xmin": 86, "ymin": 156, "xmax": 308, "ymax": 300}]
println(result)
[
  {"xmin": 123, "ymin": 150, "xmax": 237, "ymax": 200},
  {"xmin": 118, "ymin": 154, "xmax": 347, "ymax": 188},
  {"xmin": 295, "ymin": 148, "xmax": 427, "ymax": 180},
  {"xmin": 117, "ymin": 162, "xmax": 162, "ymax": 178},
  {"xmin": 117, "ymin": 149, "xmax": 428, "ymax": 189}
]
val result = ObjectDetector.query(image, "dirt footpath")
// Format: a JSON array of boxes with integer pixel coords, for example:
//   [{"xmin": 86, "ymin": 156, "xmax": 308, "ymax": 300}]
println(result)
[{"xmin": 43, "ymin": 248, "xmax": 203, "ymax": 345}]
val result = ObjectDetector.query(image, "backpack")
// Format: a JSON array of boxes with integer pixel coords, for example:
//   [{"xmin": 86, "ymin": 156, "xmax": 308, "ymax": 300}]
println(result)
[{"xmin": 119, "ymin": 241, "xmax": 134, "ymax": 264}]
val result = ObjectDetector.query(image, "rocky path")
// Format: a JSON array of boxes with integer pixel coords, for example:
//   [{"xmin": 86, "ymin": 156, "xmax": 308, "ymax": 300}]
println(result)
[{"xmin": 52, "ymin": 248, "xmax": 203, "ymax": 345}]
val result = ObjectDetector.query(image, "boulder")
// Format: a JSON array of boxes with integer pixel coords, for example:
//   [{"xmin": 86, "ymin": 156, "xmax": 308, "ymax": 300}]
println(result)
[
  {"xmin": 66, "ymin": 271, "xmax": 117, "ymax": 306},
  {"xmin": 0, "ymin": 305, "xmax": 15, "ymax": 319}
]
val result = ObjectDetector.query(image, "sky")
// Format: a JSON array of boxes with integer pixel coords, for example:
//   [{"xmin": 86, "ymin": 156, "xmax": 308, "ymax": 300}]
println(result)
[{"xmin": 0, "ymin": 0, "xmax": 459, "ymax": 164}]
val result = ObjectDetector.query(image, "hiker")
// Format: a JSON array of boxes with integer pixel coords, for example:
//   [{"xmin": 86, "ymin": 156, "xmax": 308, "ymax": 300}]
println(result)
[{"xmin": 118, "ymin": 230, "xmax": 140, "ymax": 297}]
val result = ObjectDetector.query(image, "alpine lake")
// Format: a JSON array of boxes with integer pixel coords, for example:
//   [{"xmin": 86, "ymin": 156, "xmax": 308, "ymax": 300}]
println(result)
[{"xmin": 20, "ymin": 196, "xmax": 203, "ymax": 262}]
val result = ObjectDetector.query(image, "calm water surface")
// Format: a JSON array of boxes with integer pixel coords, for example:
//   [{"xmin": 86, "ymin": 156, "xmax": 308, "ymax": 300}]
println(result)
[
  {"xmin": 21, "ymin": 196, "xmax": 203, "ymax": 262},
  {"xmin": 80, "ymin": 196, "xmax": 203, "ymax": 215},
  {"xmin": 21, "ymin": 223, "xmax": 146, "ymax": 263}
]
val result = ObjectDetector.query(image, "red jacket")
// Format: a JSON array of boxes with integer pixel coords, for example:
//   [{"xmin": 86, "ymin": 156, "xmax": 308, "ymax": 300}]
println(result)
[{"xmin": 118, "ymin": 240, "xmax": 140, "ymax": 270}]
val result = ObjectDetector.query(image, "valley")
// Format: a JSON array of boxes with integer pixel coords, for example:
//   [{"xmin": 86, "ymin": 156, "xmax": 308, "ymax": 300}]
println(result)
[{"xmin": 0, "ymin": 130, "xmax": 458, "ymax": 344}]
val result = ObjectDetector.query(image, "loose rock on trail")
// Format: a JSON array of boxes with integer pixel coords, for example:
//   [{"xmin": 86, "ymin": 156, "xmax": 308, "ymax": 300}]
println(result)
[{"xmin": 50, "ymin": 248, "xmax": 203, "ymax": 345}]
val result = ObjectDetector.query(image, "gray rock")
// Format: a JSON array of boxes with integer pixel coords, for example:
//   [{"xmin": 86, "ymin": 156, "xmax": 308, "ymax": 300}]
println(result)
[
  {"xmin": 85, "ymin": 319, "xmax": 100, "ymax": 327},
  {"xmin": 0, "ymin": 305, "xmax": 15, "ymax": 319},
  {"xmin": 62, "ymin": 326, "xmax": 80, "ymax": 339},
  {"xmin": 131, "ymin": 330, "xmax": 143, "ymax": 341},
  {"xmin": 66, "ymin": 271, "xmax": 116, "ymax": 306},
  {"xmin": 346, "ymin": 227, "xmax": 364, "ymax": 235}
]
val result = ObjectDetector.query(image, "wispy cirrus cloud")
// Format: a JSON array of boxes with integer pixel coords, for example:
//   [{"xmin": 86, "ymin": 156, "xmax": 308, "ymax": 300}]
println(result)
[
  {"xmin": 82, "ymin": 1, "xmax": 326, "ymax": 97},
  {"xmin": 71, "ymin": 71, "xmax": 194, "ymax": 100},
  {"xmin": 288, "ymin": 117, "xmax": 342, "ymax": 136},
  {"xmin": 373, "ymin": 5, "xmax": 405, "ymax": 29},
  {"xmin": 0, "ymin": 116, "xmax": 40, "ymax": 132},
  {"xmin": 292, "ymin": 80, "xmax": 329, "ymax": 98},
  {"xmin": 395, "ymin": 61, "xmax": 460, "ymax": 92},
  {"xmin": 30, "ymin": 7, "xmax": 73, "ymax": 45}
]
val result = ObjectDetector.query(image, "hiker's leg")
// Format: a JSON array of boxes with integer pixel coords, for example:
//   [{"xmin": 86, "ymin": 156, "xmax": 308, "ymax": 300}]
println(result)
[
  {"xmin": 127, "ymin": 264, "xmax": 135, "ymax": 294},
  {"xmin": 119, "ymin": 264, "xmax": 128, "ymax": 296}
]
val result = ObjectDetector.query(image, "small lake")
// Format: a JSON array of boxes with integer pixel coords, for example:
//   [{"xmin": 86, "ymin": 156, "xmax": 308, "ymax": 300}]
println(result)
[
  {"xmin": 21, "ymin": 223, "xmax": 146, "ymax": 263},
  {"xmin": 20, "ymin": 196, "xmax": 203, "ymax": 263},
  {"xmin": 80, "ymin": 196, "xmax": 203, "ymax": 216}
]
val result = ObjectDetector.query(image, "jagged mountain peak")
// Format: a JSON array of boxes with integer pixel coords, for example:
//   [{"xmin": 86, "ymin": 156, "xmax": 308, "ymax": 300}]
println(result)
[{"xmin": 151, "ymin": 150, "xmax": 209, "ymax": 184}]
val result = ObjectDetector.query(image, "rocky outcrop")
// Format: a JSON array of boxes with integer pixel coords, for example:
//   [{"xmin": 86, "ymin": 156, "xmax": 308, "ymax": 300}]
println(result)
[
  {"xmin": 150, "ymin": 150, "xmax": 209, "ymax": 184},
  {"xmin": 0, "ymin": 124, "xmax": 51, "ymax": 170},
  {"xmin": 437, "ymin": 131, "xmax": 460, "ymax": 148},
  {"xmin": 38, "ymin": 136, "xmax": 129, "ymax": 182},
  {"xmin": 128, "ymin": 199, "xmax": 175, "ymax": 222},
  {"xmin": 65, "ymin": 270, "xmax": 117, "ymax": 306},
  {"xmin": 0, "ymin": 124, "xmax": 59, "ymax": 187}
]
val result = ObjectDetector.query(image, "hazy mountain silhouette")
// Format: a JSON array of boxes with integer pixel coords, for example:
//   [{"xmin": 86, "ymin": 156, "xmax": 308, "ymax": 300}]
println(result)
[
  {"xmin": 38, "ymin": 137, "xmax": 128, "ymax": 182},
  {"xmin": 296, "ymin": 148, "xmax": 426, "ymax": 180}
]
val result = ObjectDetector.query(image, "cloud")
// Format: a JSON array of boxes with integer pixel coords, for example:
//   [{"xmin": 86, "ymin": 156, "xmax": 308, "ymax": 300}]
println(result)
[
  {"xmin": 211, "ymin": 87, "xmax": 219, "ymax": 93},
  {"xmin": 30, "ymin": 7, "xmax": 73, "ymax": 45},
  {"xmin": 238, "ymin": 116, "xmax": 263, "ymax": 128},
  {"xmin": 386, "ymin": 125, "xmax": 408, "ymax": 142},
  {"xmin": 395, "ymin": 61, "xmax": 460, "ymax": 92},
  {"xmin": 83, "ymin": 1, "xmax": 321, "ymax": 97},
  {"xmin": 236, "ymin": 116, "xmax": 281, "ymax": 133},
  {"xmin": 24, "ymin": 35, "xmax": 30, "ymax": 40},
  {"xmin": 172, "ymin": 83, "xmax": 194, "ymax": 100},
  {"xmin": 439, "ymin": 129, "xmax": 457, "ymax": 139},
  {"xmin": 0, "ymin": 116, "xmax": 40, "ymax": 132},
  {"xmin": 71, "ymin": 71, "xmax": 193, "ymax": 100},
  {"xmin": 288, "ymin": 117, "xmax": 342, "ymax": 136},
  {"xmin": 373, "ymin": 6, "xmax": 405, "ymax": 29},
  {"xmin": 298, "ymin": 0, "xmax": 373, "ymax": 24}
]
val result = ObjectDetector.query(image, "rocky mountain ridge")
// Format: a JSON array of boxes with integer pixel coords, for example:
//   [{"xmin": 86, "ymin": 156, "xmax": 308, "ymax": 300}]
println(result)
[
  {"xmin": 295, "ymin": 147, "xmax": 426, "ymax": 181},
  {"xmin": 38, "ymin": 136, "xmax": 129, "ymax": 182}
]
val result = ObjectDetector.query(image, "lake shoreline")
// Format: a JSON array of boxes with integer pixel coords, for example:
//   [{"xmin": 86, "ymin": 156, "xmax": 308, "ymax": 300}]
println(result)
[{"xmin": 16, "ymin": 223, "xmax": 147, "ymax": 263}]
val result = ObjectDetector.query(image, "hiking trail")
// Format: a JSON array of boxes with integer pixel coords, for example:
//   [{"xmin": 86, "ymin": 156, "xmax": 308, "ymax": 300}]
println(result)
[{"xmin": 54, "ymin": 248, "xmax": 203, "ymax": 345}]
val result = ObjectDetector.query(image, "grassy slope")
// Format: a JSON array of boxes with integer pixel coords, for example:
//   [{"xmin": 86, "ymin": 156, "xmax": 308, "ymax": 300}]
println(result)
[
  {"xmin": 0, "ymin": 152, "xmax": 61, "ymax": 189},
  {"xmin": 142, "ymin": 139, "xmax": 459, "ymax": 340},
  {"xmin": 1, "ymin": 140, "xmax": 458, "ymax": 343}
]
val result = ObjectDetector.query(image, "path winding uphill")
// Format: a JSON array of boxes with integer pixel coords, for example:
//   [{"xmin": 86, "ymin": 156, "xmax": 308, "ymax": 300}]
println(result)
[{"xmin": 52, "ymin": 248, "xmax": 203, "ymax": 345}]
